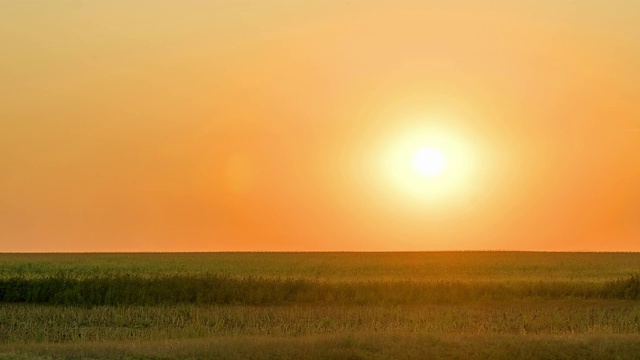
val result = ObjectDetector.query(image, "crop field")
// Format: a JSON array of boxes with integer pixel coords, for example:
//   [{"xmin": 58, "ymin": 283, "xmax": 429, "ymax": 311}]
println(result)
[{"xmin": 1, "ymin": 252, "xmax": 640, "ymax": 359}]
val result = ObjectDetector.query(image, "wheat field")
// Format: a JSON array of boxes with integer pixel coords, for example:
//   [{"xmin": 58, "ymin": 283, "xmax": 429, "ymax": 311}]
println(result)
[{"xmin": 1, "ymin": 252, "xmax": 640, "ymax": 359}]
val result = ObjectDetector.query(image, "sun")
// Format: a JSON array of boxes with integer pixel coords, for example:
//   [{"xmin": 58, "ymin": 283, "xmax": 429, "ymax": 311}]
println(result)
[
  {"xmin": 412, "ymin": 147, "xmax": 446, "ymax": 177},
  {"xmin": 376, "ymin": 121, "xmax": 479, "ymax": 207}
]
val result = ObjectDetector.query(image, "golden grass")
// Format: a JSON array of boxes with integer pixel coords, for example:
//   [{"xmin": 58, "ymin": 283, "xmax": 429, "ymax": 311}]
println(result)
[
  {"xmin": 2, "ymin": 252, "xmax": 640, "ymax": 359},
  {"xmin": 3, "ymin": 333, "xmax": 640, "ymax": 360}
]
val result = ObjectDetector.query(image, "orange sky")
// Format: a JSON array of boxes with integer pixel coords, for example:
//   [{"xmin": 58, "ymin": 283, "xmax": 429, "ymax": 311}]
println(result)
[{"xmin": 1, "ymin": 1, "xmax": 639, "ymax": 252}]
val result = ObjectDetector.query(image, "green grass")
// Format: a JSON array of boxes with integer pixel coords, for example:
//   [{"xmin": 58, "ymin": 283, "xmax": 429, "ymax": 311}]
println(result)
[
  {"xmin": 1, "ymin": 252, "xmax": 640, "ymax": 359},
  {"xmin": 2, "ymin": 252, "xmax": 640, "ymax": 281},
  {"xmin": 2, "ymin": 274, "xmax": 640, "ymax": 306},
  {"xmin": 2, "ymin": 301, "xmax": 640, "ymax": 343}
]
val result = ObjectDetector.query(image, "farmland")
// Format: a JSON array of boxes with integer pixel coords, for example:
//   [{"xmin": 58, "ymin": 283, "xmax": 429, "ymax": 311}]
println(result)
[{"xmin": 1, "ymin": 252, "xmax": 640, "ymax": 359}]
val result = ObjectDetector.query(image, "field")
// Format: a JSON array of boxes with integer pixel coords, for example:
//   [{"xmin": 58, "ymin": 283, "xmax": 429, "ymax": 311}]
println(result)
[{"xmin": 1, "ymin": 252, "xmax": 640, "ymax": 359}]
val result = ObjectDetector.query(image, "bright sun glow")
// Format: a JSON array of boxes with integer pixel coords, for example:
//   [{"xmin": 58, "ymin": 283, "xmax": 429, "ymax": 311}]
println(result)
[
  {"xmin": 412, "ymin": 147, "xmax": 446, "ymax": 177},
  {"xmin": 378, "ymin": 120, "xmax": 479, "ymax": 207}
]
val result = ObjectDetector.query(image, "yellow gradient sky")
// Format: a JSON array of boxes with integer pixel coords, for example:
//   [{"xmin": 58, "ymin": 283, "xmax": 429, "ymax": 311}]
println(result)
[{"xmin": 1, "ymin": 1, "xmax": 639, "ymax": 252}]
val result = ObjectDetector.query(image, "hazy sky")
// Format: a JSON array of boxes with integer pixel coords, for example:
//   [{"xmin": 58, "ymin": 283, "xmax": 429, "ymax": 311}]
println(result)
[{"xmin": 1, "ymin": 0, "xmax": 639, "ymax": 252}]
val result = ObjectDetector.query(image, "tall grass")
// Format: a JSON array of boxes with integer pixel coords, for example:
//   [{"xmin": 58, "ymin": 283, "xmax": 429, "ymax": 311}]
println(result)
[
  {"xmin": 3, "ymin": 252, "xmax": 640, "ymax": 359},
  {"xmin": 2, "ymin": 302, "xmax": 640, "ymax": 343},
  {"xmin": 1, "ymin": 274, "xmax": 640, "ymax": 306}
]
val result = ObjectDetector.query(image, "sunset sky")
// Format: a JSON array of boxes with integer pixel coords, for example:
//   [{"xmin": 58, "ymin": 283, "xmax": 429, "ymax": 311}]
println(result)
[{"xmin": 1, "ymin": 0, "xmax": 639, "ymax": 252}]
